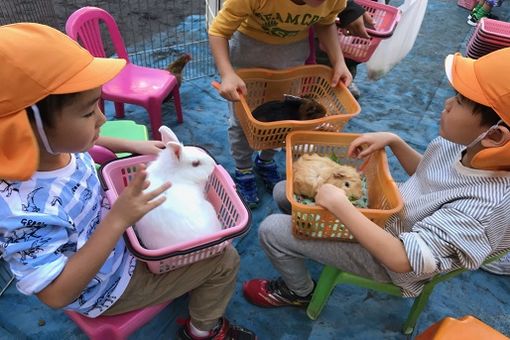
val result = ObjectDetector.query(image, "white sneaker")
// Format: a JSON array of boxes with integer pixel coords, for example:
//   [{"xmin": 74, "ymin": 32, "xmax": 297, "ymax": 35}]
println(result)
[{"xmin": 481, "ymin": 253, "xmax": 510, "ymax": 275}]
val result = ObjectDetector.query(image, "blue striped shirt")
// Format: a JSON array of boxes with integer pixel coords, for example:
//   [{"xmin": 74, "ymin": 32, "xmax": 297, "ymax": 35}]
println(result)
[
  {"xmin": 385, "ymin": 137, "xmax": 510, "ymax": 296},
  {"xmin": 0, "ymin": 153, "xmax": 135, "ymax": 317}
]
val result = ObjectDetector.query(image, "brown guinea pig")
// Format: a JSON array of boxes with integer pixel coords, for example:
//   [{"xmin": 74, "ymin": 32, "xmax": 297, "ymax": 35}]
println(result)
[{"xmin": 293, "ymin": 153, "xmax": 362, "ymax": 199}]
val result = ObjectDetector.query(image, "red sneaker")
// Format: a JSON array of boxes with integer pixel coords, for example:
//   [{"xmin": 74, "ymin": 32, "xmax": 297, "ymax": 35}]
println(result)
[{"xmin": 242, "ymin": 278, "xmax": 313, "ymax": 308}]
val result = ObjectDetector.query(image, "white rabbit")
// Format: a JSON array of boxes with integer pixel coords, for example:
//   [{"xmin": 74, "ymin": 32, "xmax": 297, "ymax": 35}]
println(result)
[{"xmin": 135, "ymin": 126, "xmax": 221, "ymax": 249}]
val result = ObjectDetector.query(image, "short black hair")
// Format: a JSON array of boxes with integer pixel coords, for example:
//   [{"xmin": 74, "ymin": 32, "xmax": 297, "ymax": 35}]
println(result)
[
  {"xmin": 25, "ymin": 92, "xmax": 81, "ymax": 128},
  {"xmin": 458, "ymin": 93, "xmax": 508, "ymax": 128}
]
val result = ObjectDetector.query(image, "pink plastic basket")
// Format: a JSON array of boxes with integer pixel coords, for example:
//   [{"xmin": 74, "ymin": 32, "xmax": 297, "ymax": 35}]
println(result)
[
  {"xmin": 480, "ymin": 18, "xmax": 510, "ymax": 41},
  {"xmin": 324, "ymin": 0, "xmax": 401, "ymax": 63},
  {"xmin": 99, "ymin": 152, "xmax": 251, "ymax": 274},
  {"xmin": 457, "ymin": 0, "xmax": 478, "ymax": 10}
]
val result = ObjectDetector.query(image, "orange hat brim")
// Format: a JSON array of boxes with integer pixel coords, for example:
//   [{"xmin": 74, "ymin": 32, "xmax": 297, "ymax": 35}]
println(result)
[
  {"xmin": 52, "ymin": 57, "xmax": 126, "ymax": 94},
  {"xmin": 0, "ymin": 109, "xmax": 38, "ymax": 181},
  {"xmin": 444, "ymin": 53, "xmax": 491, "ymax": 107}
]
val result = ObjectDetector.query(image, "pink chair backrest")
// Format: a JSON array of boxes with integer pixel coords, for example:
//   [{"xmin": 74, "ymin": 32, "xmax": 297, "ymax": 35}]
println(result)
[
  {"xmin": 88, "ymin": 145, "xmax": 117, "ymax": 165},
  {"xmin": 65, "ymin": 6, "xmax": 129, "ymax": 61}
]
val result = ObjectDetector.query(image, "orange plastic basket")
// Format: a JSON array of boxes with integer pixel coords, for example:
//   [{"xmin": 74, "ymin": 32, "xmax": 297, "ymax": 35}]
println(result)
[
  {"xmin": 285, "ymin": 131, "xmax": 403, "ymax": 242},
  {"xmin": 230, "ymin": 64, "xmax": 360, "ymax": 150}
]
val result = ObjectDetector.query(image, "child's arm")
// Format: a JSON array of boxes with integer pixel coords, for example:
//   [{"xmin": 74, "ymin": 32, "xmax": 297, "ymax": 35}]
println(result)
[
  {"xmin": 314, "ymin": 23, "xmax": 352, "ymax": 87},
  {"xmin": 315, "ymin": 184, "xmax": 412, "ymax": 273},
  {"xmin": 96, "ymin": 136, "xmax": 164, "ymax": 155},
  {"xmin": 348, "ymin": 132, "xmax": 422, "ymax": 176},
  {"xmin": 36, "ymin": 166, "xmax": 171, "ymax": 308},
  {"xmin": 208, "ymin": 35, "xmax": 247, "ymax": 102}
]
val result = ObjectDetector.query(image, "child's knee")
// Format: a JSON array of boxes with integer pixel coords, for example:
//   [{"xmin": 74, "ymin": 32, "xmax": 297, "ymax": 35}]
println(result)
[
  {"xmin": 258, "ymin": 215, "xmax": 291, "ymax": 249},
  {"xmin": 219, "ymin": 245, "xmax": 240, "ymax": 274}
]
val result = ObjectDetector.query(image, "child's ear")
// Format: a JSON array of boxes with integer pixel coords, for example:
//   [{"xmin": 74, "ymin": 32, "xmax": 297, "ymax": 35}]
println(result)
[{"xmin": 481, "ymin": 126, "xmax": 510, "ymax": 147}]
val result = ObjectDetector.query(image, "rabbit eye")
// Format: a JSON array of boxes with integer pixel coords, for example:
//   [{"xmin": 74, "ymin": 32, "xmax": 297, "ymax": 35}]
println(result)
[
  {"xmin": 192, "ymin": 160, "xmax": 201, "ymax": 167},
  {"xmin": 344, "ymin": 182, "xmax": 350, "ymax": 188}
]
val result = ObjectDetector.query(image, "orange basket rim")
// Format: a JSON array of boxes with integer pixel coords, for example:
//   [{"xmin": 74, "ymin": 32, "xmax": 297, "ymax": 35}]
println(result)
[
  {"xmin": 285, "ymin": 130, "xmax": 404, "ymax": 215},
  {"xmin": 235, "ymin": 65, "xmax": 361, "ymax": 128}
]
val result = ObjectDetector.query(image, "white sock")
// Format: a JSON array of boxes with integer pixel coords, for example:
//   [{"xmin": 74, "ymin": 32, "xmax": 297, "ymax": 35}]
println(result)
[{"xmin": 189, "ymin": 321, "xmax": 210, "ymax": 338}]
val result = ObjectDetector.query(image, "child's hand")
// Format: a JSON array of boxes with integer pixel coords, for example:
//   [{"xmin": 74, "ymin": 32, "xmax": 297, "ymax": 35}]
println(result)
[
  {"xmin": 331, "ymin": 61, "xmax": 352, "ymax": 88},
  {"xmin": 348, "ymin": 132, "xmax": 398, "ymax": 159},
  {"xmin": 127, "ymin": 140, "xmax": 165, "ymax": 155},
  {"xmin": 219, "ymin": 73, "xmax": 247, "ymax": 102},
  {"xmin": 109, "ymin": 164, "xmax": 171, "ymax": 229},
  {"xmin": 315, "ymin": 183, "xmax": 349, "ymax": 212},
  {"xmin": 344, "ymin": 12, "xmax": 375, "ymax": 39}
]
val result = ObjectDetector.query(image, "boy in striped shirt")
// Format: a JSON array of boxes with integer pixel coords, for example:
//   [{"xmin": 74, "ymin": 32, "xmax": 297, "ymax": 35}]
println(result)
[{"xmin": 243, "ymin": 48, "xmax": 510, "ymax": 306}]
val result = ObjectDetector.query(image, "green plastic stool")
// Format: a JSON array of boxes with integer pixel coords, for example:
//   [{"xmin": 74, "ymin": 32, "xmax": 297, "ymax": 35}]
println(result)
[
  {"xmin": 100, "ymin": 120, "xmax": 149, "ymax": 157},
  {"xmin": 306, "ymin": 249, "xmax": 510, "ymax": 335}
]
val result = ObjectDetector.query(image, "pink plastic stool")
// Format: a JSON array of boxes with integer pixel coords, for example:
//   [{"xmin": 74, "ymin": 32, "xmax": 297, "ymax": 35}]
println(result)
[{"xmin": 65, "ymin": 301, "xmax": 171, "ymax": 340}]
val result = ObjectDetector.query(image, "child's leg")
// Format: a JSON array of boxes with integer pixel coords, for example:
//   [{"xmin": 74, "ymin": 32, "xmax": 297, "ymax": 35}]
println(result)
[
  {"xmin": 258, "ymin": 215, "xmax": 391, "ymax": 297},
  {"xmin": 228, "ymin": 31, "xmax": 310, "ymax": 167},
  {"xmin": 468, "ymin": 0, "xmax": 484, "ymax": 18},
  {"xmin": 227, "ymin": 32, "xmax": 310, "ymax": 202},
  {"xmin": 102, "ymin": 246, "xmax": 239, "ymax": 331}
]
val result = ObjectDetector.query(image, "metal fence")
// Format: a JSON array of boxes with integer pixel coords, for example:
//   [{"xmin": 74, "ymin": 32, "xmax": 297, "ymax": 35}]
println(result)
[{"xmin": 0, "ymin": 0, "xmax": 216, "ymax": 80}]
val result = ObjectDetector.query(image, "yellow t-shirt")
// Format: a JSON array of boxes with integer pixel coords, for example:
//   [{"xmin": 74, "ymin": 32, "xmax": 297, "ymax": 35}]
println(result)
[{"xmin": 208, "ymin": 0, "xmax": 347, "ymax": 45}]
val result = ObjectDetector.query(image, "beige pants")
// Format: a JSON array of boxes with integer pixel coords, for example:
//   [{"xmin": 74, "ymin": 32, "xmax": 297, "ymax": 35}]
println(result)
[{"xmin": 102, "ymin": 246, "xmax": 240, "ymax": 330}]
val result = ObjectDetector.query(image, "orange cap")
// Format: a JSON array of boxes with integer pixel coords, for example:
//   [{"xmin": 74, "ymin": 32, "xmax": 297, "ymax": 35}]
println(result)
[
  {"xmin": 0, "ymin": 23, "xmax": 126, "ymax": 181},
  {"xmin": 445, "ymin": 49, "xmax": 510, "ymax": 170},
  {"xmin": 444, "ymin": 48, "xmax": 510, "ymax": 126}
]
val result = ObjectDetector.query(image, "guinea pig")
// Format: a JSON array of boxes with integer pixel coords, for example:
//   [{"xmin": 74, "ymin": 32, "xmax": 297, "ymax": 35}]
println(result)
[{"xmin": 293, "ymin": 153, "xmax": 362, "ymax": 200}]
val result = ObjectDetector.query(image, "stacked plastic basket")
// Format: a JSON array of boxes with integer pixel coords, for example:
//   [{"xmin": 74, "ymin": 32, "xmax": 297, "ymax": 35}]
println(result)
[
  {"xmin": 457, "ymin": 0, "xmax": 478, "ymax": 10},
  {"xmin": 100, "ymin": 152, "xmax": 251, "ymax": 273},
  {"xmin": 466, "ymin": 18, "xmax": 510, "ymax": 59}
]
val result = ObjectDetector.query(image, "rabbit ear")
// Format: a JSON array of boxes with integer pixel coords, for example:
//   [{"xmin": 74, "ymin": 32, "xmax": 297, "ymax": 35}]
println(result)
[
  {"xmin": 166, "ymin": 141, "xmax": 183, "ymax": 161},
  {"xmin": 159, "ymin": 126, "xmax": 180, "ymax": 144}
]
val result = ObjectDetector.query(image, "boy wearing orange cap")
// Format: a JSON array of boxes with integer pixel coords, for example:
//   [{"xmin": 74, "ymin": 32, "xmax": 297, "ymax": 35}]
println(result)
[
  {"xmin": 0, "ymin": 23, "xmax": 255, "ymax": 340},
  {"xmin": 243, "ymin": 48, "xmax": 510, "ymax": 307}
]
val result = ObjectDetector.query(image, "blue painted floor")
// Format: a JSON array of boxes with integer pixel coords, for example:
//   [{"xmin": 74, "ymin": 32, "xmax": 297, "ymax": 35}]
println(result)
[{"xmin": 1, "ymin": 1, "xmax": 510, "ymax": 339}]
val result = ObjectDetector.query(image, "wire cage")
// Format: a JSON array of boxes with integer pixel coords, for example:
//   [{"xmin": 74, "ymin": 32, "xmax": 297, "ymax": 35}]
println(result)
[
  {"xmin": 0, "ymin": 0, "xmax": 58, "ymax": 27},
  {"xmin": 0, "ymin": 0, "xmax": 216, "ymax": 81}
]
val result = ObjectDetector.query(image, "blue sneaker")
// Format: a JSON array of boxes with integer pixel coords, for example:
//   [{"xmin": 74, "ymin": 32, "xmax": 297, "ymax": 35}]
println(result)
[
  {"xmin": 234, "ymin": 169, "xmax": 259, "ymax": 208},
  {"xmin": 254, "ymin": 154, "xmax": 282, "ymax": 191}
]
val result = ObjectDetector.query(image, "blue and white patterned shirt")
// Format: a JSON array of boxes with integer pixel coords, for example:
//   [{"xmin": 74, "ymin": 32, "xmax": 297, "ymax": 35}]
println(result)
[
  {"xmin": 385, "ymin": 137, "xmax": 510, "ymax": 296},
  {"xmin": 0, "ymin": 153, "xmax": 135, "ymax": 317}
]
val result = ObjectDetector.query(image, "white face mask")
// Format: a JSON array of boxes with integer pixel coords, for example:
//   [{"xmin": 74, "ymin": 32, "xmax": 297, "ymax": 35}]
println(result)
[
  {"xmin": 466, "ymin": 119, "xmax": 503, "ymax": 149},
  {"xmin": 31, "ymin": 104, "xmax": 57, "ymax": 155}
]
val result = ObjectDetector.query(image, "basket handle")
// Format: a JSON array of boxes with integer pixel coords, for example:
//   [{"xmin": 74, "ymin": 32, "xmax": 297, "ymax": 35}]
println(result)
[
  {"xmin": 210, "ymin": 81, "xmax": 252, "ymax": 115},
  {"xmin": 217, "ymin": 165, "xmax": 236, "ymax": 189}
]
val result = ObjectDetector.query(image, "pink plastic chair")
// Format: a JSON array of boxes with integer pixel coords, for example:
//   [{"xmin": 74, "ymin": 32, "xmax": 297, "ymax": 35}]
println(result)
[
  {"xmin": 65, "ymin": 6, "xmax": 183, "ymax": 140},
  {"xmin": 65, "ymin": 301, "xmax": 171, "ymax": 340},
  {"xmin": 89, "ymin": 145, "xmax": 117, "ymax": 165}
]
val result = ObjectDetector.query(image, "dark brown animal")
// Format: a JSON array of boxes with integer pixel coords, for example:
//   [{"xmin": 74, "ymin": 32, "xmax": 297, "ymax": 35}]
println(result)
[
  {"xmin": 163, "ymin": 54, "xmax": 192, "ymax": 103},
  {"xmin": 251, "ymin": 95, "xmax": 327, "ymax": 122}
]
